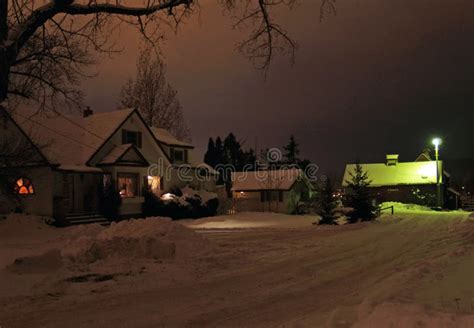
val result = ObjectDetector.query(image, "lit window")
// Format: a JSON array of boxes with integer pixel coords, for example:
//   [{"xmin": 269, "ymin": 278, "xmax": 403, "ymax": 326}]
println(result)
[
  {"xmin": 147, "ymin": 176, "xmax": 161, "ymax": 194},
  {"xmin": 118, "ymin": 173, "xmax": 139, "ymax": 197},
  {"xmin": 14, "ymin": 177, "xmax": 34, "ymax": 195}
]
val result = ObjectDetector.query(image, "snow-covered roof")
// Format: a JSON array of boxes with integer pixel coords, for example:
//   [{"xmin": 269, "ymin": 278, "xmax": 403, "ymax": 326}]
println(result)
[
  {"xmin": 99, "ymin": 144, "xmax": 134, "ymax": 165},
  {"xmin": 10, "ymin": 108, "xmax": 134, "ymax": 166},
  {"xmin": 341, "ymin": 161, "xmax": 443, "ymax": 187},
  {"xmin": 231, "ymin": 169, "xmax": 302, "ymax": 191},
  {"xmin": 150, "ymin": 127, "xmax": 193, "ymax": 148},
  {"xmin": 9, "ymin": 108, "xmax": 188, "ymax": 168},
  {"xmin": 56, "ymin": 165, "xmax": 104, "ymax": 173}
]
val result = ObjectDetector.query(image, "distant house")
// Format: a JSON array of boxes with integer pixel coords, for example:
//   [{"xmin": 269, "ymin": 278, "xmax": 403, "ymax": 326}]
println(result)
[
  {"xmin": 231, "ymin": 169, "xmax": 315, "ymax": 214},
  {"xmin": 0, "ymin": 106, "xmax": 217, "ymax": 222},
  {"xmin": 341, "ymin": 153, "xmax": 460, "ymax": 209}
]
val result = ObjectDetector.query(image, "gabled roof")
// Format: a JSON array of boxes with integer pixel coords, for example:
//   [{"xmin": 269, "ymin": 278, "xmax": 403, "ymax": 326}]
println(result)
[
  {"xmin": 8, "ymin": 108, "xmax": 178, "ymax": 168},
  {"xmin": 99, "ymin": 144, "xmax": 149, "ymax": 167},
  {"xmin": 231, "ymin": 169, "xmax": 303, "ymax": 191},
  {"xmin": 150, "ymin": 127, "xmax": 193, "ymax": 148},
  {"xmin": 342, "ymin": 161, "xmax": 443, "ymax": 187}
]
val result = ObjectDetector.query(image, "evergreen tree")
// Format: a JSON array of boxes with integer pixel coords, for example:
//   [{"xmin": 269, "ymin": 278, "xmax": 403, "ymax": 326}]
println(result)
[
  {"xmin": 283, "ymin": 135, "xmax": 300, "ymax": 164},
  {"xmin": 345, "ymin": 162, "xmax": 377, "ymax": 222},
  {"xmin": 316, "ymin": 177, "xmax": 337, "ymax": 225},
  {"xmin": 242, "ymin": 148, "xmax": 257, "ymax": 171},
  {"xmin": 223, "ymin": 133, "xmax": 244, "ymax": 169},
  {"xmin": 215, "ymin": 137, "xmax": 224, "ymax": 165},
  {"xmin": 204, "ymin": 138, "xmax": 217, "ymax": 168}
]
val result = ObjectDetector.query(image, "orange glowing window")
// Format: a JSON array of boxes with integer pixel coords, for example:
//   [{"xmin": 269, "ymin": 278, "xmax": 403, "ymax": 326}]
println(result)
[{"xmin": 14, "ymin": 177, "xmax": 35, "ymax": 195}]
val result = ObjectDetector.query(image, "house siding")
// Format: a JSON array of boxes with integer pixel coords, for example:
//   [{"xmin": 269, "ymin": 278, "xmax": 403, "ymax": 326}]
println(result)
[
  {"xmin": 233, "ymin": 190, "xmax": 291, "ymax": 214},
  {"xmin": 15, "ymin": 167, "xmax": 55, "ymax": 216},
  {"xmin": 368, "ymin": 184, "xmax": 442, "ymax": 207}
]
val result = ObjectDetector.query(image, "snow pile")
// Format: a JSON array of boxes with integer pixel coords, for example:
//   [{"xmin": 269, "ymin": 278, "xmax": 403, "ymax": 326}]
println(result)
[
  {"xmin": 181, "ymin": 186, "xmax": 217, "ymax": 204},
  {"xmin": 7, "ymin": 249, "xmax": 62, "ymax": 274},
  {"xmin": 353, "ymin": 302, "xmax": 474, "ymax": 327},
  {"xmin": 0, "ymin": 213, "xmax": 52, "ymax": 240},
  {"xmin": 173, "ymin": 186, "xmax": 218, "ymax": 206},
  {"xmin": 5, "ymin": 217, "xmax": 213, "ymax": 273},
  {"xmin": 64, "ymin": 217, "xmax": 212, "ymax": 264}
]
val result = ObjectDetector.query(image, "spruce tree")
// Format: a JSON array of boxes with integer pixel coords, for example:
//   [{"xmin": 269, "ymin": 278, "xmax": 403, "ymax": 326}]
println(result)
[
  {"xmin": 283, "ymin": 135, "xmax": 300, "ymax": 164},
  {"xmin": 204, "ymin": 138, "xmax": 217, "ymax": 168},
  {"xmin": 215, "ymin": 137, "xmax": 224, "ymax": 166},
  {"xmin": 345, "ymin": 162, "xmax": 377, "ymax": 222},
  {"xmin": 316, "ymin": 177, "xmax": 337, "ymax": 225}
]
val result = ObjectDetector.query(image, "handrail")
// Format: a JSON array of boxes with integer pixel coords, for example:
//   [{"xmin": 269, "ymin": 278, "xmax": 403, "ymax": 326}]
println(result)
[{"xmin": 378, "ymin": 205, "xmax": 394, "ymax": 215}]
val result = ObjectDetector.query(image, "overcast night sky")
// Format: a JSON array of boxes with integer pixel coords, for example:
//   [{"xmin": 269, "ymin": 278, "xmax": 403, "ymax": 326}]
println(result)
[{"xmin": 83, "ymin": 0, "xmax": 474, "ymax": 178}]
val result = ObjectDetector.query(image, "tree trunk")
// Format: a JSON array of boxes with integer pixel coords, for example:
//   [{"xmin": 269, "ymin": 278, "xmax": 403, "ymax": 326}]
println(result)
[
  {"xmin": 0, "ymin": 0, "xmax": 9, "ymax": 102},
  {"xmin": 0, "ymin": 50, "xmax": 9, "ymax": 102}
]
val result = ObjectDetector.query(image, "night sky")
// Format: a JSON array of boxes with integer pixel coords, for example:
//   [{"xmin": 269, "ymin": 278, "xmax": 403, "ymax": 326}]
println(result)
[{"xmin": 83, "ymin": 0, "xmax": 474, "ymax": 179}]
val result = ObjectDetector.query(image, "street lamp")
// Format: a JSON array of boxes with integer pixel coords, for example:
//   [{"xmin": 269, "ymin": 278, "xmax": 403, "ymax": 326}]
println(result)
[{"xmin": 432, "ymin": 138, "xmax": 442, "ymax": 208}]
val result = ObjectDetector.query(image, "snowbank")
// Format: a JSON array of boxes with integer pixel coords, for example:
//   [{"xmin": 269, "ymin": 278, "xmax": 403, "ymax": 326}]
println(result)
[
  {"xmin": 65, "ymin": 217, "xmax": 213, "ymax": 263},
  {"xmin": 353, "ymin": 302, "xmax": 474, "ymax": 327},
  {"xmin": 380, "ymin": 201, "xmax": 435, "ymax": 212},
  {"xmin": 6, "ymin": 217, "xmax": 213, "ymax": 273},
  {"xmin": 182, "ymin": 212, "xmax": 317, "ymax": 229}
]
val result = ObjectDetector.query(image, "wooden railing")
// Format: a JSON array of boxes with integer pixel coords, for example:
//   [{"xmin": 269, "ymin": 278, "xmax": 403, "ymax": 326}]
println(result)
[{"xmin": 378, "ymin": 205, "xmax": 394, "ymax": 216}]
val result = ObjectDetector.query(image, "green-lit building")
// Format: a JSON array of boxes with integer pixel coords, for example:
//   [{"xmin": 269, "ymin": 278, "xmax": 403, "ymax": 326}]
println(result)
[{"xmin": 342, "ymin": 153, "xmax": 460, "ymax": 209}]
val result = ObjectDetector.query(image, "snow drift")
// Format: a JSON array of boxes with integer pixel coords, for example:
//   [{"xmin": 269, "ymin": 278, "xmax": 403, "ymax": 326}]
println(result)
[
  {"xmin": 6, "ymin": 217, "xmax": 212, "ymax": 273},
  {"xmin": 67, "ymin": 217, "xmax": 212, "ymax": 263}
]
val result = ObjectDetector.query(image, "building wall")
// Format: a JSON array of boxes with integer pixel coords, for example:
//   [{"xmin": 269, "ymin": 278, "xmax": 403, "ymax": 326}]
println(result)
[
  {"xmin": 369, "ymin": 184, "xmax": 442, "ymax": 207},
  {"xmin": 88, "ymin": 112, "xmax": 216, "ymax": 216},
  {"xmin": 2, "ymin": 167, "xmax": 55, "ymax": 217},
  {"xmin": 233, "ymin": 190, "xmax": 290, "ymax": 214}
]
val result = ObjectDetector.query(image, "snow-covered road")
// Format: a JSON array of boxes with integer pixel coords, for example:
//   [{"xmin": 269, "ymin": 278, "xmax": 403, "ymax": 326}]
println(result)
[{"xmin": 1, "ymin": 210, "xmax": 474, "ymax": 327}]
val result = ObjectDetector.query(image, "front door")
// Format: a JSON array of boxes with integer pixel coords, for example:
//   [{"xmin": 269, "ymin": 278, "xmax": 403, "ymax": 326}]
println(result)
[{"xmin": 62, "ymin": 173, "xmax": 75, "ymax": 213}]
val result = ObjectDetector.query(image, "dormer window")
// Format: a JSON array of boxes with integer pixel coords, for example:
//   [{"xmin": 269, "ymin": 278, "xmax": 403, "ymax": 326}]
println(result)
[
  {"xmin": 121, "ymin": 130, "xmax": 142, "ymax": 148},
  {"xmin": 170, "ymin": 148, "xmax": 187, "ymax": 163}
]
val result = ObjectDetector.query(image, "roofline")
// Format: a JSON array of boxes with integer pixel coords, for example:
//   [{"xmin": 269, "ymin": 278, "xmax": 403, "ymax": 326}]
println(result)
[
  {"xmin": 232, "ymin": 188, "xmax": 292, "ymax": 192},
  {"xmin": 344, "ymin": 160, "xmax": 443, "ymax": 166},
  {"xmin": 53, "ymin": 167, "xmax": 104, "ymax": 174},
  {"xmin": 1, "ymin": 105, "xmax": 50, "ymax": 166},
  {"xmin": 342, "ymin": 182, "xmax": 441, "ymax": 188},
  {"xmin": 160, "ymin": 141, "xmax": 194, "ymax": 149},
  {"xmin": 86, "ymin": 108, "xmax": 171, "ymax": 166},
  {"xmin": 98, "ymin": 144, "xmax": 150, "ymax": 167}
]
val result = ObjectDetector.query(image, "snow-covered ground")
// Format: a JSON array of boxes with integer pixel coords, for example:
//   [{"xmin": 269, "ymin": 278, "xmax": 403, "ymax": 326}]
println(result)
[{"xmin": 1, "ymin": 209, "xmax": 474, "ymax": 327}]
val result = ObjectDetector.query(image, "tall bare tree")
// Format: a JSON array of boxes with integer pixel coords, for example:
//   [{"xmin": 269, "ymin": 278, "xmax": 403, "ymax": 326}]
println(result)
[
  {"xmin": 0, "ymin": 0, "xmax": 340, "ymax": 112},
  {"xmin": 119, "ymin": 48, "xmax": 190, "ymax": 142}
]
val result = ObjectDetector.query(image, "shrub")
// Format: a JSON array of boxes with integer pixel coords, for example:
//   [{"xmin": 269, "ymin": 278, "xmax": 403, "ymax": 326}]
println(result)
[
  {"xmin": 99, "ymin": 180, "xmax": 122, "ymax": 221},
  {"xmin": 142, "ymin": 187, "xmax": 219, "ymax": 220},
  {"xmin": 316, "ymin": 178, "xmax": 337, "ymax": 225}
]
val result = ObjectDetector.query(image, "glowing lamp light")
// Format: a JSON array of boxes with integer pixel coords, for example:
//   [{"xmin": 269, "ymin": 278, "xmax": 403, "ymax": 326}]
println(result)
[
  {"xmin": 432, "ymin": 138, "xmax": 442, "ymax": 149},
  {"xmin": 161, "ymin": 193, "xmax": 175, "ymax": 200}
]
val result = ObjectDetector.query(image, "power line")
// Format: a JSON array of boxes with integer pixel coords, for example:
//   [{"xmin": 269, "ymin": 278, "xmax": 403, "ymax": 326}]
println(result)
[{"xmin": 14, "ymin": 111, "xmax": 98, "ymax": 150}]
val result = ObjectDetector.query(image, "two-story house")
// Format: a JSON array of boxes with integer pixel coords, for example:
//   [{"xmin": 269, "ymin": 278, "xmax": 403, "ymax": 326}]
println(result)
[{"xmin": 0, "ymin": 106, "xmax": 217, "ymax": 222}]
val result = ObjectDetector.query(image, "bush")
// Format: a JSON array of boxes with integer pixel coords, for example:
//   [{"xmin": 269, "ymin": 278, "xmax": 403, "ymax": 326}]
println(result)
[
  {"xmin": 142, "ymin": 187, "xmax": 219, "ymax": 220},
  {"xmin": 99, "ymin": 181, "xmax": 122, "ymax": 221},
  {"xmin": 316, "ymin": 178, "xmax": 337, "ymax": 225}
]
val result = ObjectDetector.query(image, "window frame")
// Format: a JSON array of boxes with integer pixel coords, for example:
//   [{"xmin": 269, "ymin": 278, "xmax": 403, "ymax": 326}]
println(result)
[
  {"xmin": 121, "ymin": 129, "xmax": 142, "ymax": 148},
  {"xmin": 117, "ymin": 172, "xmax": 139, "ymax": 198},
  {"xmin": 13, "ymin": 177, "xmax": 35, "ymax": 196},
  {"xmin": 170, "ymin": 147, "xmax": 187, "ymax": 163}
]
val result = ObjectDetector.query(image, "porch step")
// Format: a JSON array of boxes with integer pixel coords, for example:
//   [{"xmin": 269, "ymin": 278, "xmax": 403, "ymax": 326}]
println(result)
[{"xmin": 66, "ymin": 213, "xmax": 109, "ymax": 226}]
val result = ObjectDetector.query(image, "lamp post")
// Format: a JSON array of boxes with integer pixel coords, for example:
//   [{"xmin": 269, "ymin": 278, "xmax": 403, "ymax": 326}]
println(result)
[{"xmin": 432, "ymin": 138, "xmax": 442, "ymax": 208}]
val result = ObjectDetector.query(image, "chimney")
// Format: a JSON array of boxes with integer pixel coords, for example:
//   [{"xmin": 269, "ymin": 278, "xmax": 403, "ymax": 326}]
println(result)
[
  {"xmin": 83, "ymin": 106, "xmax": 93, "ymax": 118},
  {"xmin": 386, "ymin": 154, "xmax": 399, "ymax": 166}
]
